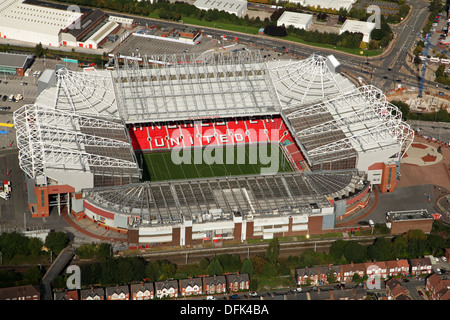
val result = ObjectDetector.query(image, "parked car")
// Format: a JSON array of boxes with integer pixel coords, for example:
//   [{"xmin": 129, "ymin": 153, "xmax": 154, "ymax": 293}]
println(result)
[
  {"xmin": 230, "ymin": 294, "xmax": 239, "ymax": 299},
  {"xmin": 442, "ymin": 257, "xmax": 447, "ymax": 262},
  {"xmin": 248, "ymin": 291, "xmax": 258, "ymax": 296},
  {"xmin": 1, "ymin": 96, "xmax": 6, "ymax": 101}
]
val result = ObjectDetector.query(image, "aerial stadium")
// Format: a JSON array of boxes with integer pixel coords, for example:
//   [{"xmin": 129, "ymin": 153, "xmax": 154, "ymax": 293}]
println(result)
[{"xmin": 14, "ymin": 50, "xmax": 414, "ymax": 246}]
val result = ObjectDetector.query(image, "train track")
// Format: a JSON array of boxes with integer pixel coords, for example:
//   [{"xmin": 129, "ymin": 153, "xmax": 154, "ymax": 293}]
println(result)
[{"xmin": 133, "ymin": 236, "xmax": 385, "ymax": 265}]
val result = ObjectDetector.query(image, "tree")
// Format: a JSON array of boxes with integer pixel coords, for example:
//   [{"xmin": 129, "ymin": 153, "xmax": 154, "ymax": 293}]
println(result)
[
  {"xmin": 266, "ymin": 238, "xmax": 279, "ymax": 264},
  {"xmin": 343, "ymin": 241, "xmax": 367, "ymax": 263},
  {"xmin": 360, "ymin": 41, "xmax": 367, "ymax": 51},
  {"xmin": 207, "ymin": 259, "xmax": 223, "ymax": 276},
  {"xmin": 392, "ymin": 235, "xmax": 408, "ymax": 258},
  {"xmin": 251, "ymin": 255, "xmax": 267, "ymax": 275},
  {"xmin": 390, "ymin": 100, "xmax": 410, "ymax": 120},
  {"xmin": 45, "ymin": 232, "xmax": 70, "ymax": 255},
  {"xmin": 34, "ymin": 43, "xmax": 45, "ymax": 58},
  {"xmin": 367, "ymin": 237, "xmax": 394, "ymax": 261},
  {"xmin": 327, "ymin": 271, "xmax": 337, "ymax": 284},
  {"xmin": 23, "ymin": 266, "xmax": 42, "ymax": 285},
  {"xmin": 240, "ymin": 259, "xmax": 254, "ymax": 277},
  {"xmin": 426, "ymin": 234, "xmax": 445, "ymax": 256},
  {"xmin": 329, "ymin": 240, "xmax": 347, "ymax": 261}
]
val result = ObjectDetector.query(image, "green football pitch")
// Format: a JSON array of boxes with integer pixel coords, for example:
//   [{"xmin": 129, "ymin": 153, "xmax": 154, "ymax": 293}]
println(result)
[{"xmin": 137, "ymin": 144, "xmax": 292, "ymax": 182}]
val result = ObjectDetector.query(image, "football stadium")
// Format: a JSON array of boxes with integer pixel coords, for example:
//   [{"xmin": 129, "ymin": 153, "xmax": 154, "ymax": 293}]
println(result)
[{"xmin": 14, "ymin": 50, "xmax": 414, "ymax": 245}]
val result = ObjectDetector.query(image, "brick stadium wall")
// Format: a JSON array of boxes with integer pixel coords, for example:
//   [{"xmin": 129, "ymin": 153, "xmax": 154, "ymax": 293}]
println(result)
[{"xmin": 390, "ymin": 219, "xmax": 434, "ymax": 235}]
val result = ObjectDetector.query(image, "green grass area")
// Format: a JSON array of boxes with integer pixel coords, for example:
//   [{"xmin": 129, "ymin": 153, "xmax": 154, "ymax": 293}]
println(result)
[
  {"xmin": 138, "ymin": 144, "xmax": 292, "ymax": 182},
  {"xmin": 282, "ymin": 35, "xmax": 383, "ymax": 57},
  {"xmin": 181, "ymin": 17, "xmax": 262, "ymax": 35}
]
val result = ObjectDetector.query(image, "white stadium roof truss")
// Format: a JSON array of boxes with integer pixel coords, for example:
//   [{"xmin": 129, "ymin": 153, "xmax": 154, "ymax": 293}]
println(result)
[
  {"xmin": 14, "ymin": 105, "xmax": 138, "ymax": 180},
  {"xmin": 55, "ymin": 68, "xmax": 119, "ymax": 118},
  {"xmin": 285, "ymin": 85, "xmax": 414, "ymax": 159},
  {"xmin": 113, "ymin": 51, "xmax": 281, "ymax": 123},
  {"xmin": 14, "ymin": 52, "xmax": 414, "ymax": 207},
  {"xmin": 267, "ymin": 54, "xmax": 354, "ymax": 107}
]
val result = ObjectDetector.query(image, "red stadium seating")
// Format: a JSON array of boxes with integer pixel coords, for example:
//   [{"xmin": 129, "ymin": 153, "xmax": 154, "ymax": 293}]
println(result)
[{"xmin": 128, "ymin": 115, "xmax": 307, "ymax": 171}]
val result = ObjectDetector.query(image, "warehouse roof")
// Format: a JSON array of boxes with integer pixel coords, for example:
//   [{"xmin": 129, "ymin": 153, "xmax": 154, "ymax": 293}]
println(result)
[
  {"xmin": 0, "ymin": 52, "xmax": 34, "ymax": 68},
  {"xmin": 194, "ymin": 0, "xmax": 247, "ymax": 15},
  {"xmin": 277, "ymin": 11, "xmax": 313, "ymax": 29}
]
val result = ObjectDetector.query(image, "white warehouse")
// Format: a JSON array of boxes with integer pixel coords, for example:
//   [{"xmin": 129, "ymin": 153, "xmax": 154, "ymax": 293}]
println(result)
[
  {"xmin": 277, "ymin": 11, "xmax": 313, "ymax": 30},
  {"xmin": 0, "ymin": 0, "xmax": 82, "ymax": 47},
  {"xmin": 340, "ymin": 19, "xmax": 376, "ymax": 43},
  {"xmin": 194, "ymin": 0, "xmax": 247, "ymax": 18}
]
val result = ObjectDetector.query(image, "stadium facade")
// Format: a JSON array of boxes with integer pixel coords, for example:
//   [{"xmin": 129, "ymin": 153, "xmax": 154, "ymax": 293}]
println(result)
[{"xmin": 14, "ymin": 51, "xmax": 414, "ymax": 246}]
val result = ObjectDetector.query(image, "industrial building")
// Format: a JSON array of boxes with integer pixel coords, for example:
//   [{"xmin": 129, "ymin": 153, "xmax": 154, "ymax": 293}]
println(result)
[
  {"xmin": 193, "ymin": 0, "xmax": 248, "ymax": 18},
  {"xmin": 14, "ymin": 51, "xmax": 414, "ymax": 246},
  {"xmin": 0, "ymin": 52, "xmax": 34, "ymax": 76},
  {"xmin": 277, "ymin": 11, "xmax": 313, "ymax": 30},
  {"xmin": 340, "ymin": 19, "xmax": 376, "ymax": 43},
  {"xmin": 0, "ymin": 0, "xmax": 124, "ymax": 49},
  {"xmin": 288, "ymin": 0, "xmax": 356, "ymax": 11}
]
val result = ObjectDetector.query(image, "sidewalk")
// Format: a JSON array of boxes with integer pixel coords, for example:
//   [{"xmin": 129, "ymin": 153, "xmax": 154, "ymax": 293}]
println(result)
[
  {"xmin": 61, "ymin": 207, "xmax": 127, "ymax": 243},
  {"xmin": 335, "ymin": 187, "xmax": 379, "ymax": 227}
]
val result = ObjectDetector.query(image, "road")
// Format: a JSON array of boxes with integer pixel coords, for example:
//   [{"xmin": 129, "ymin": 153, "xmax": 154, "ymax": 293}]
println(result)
[{"xmin": 104, "ymin": 0, "xmax": 432, "ymax": 94}]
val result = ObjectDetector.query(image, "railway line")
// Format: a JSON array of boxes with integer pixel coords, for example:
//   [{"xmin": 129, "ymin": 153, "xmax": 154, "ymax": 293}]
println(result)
[{"xmin": 134, "ymin": 236, "xmax": 385, "ymax": 265}]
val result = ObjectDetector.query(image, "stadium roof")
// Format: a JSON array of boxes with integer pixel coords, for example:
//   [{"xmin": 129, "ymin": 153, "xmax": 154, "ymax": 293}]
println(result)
[
  {"xmin": 13, "ymin": 104, "xmax": 140, "ymax": 190},
  {"xmin": 82, "ymin": 171, "xmax": 367, "ymax": 227},
  {"xmin": 14, "ymin": 51, "xmax": 414, "ymax": 192},
  {"xmin": 112, "ymin": 51, "xmax": 281, "ymax": 123},
  {"xmin": 283, "ymin": 85, "xmax": 414, "ymax": 170},
  {"xmin": 268, "ymin": 53, "xmax": 355, "ymax": 107}
]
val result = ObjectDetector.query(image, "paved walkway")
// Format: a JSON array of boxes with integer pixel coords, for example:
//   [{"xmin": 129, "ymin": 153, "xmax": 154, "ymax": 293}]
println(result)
[{"xmin": 61, "ymin": 207, "xmax": 127, "ymax": 243}]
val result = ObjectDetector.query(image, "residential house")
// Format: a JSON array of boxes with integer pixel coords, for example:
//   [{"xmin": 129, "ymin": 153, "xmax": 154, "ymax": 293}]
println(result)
[
  {"xmin": 80, "ymin": 287, "xmax": 105, "ymax": 300},
  {"xmin": 385, "ymin": 278, "xmax": 411, "ymax": 300},
  {"xmin": 106, "ymin": 284, "xmax": 129, "ymax": 300},
  {"xmin": 0, "ymin": 285, "xmax": 41, "ymax": 300},
  {"xmin": 331, "ymin": 287, "xmax": 367, "ymax": 300},
  {"xmin": 203, "ymin": 275, "xmax": 227, "ymax": 295},
  {"xmin": 317, "ymin": 265, "xmax": 337, "ymax": 284},
  {"xmin": 179, "ymin": 277, "xmax": 203, "ymax": 296},
  {"xmin": 308, "ymin": 288, "xmax": 332, "ymax": 300},
  {"xmin": 409, "ymin": 257, "xmax": 432, "ymax": 276},
  {"xmin": 226, "ymin": 273, "xmax": 249, "ymax": 292},
  {"xmin": 341, "ymin": 262, "xmax": 365, "ymax": 283},
  {"xmin": 295, "ymin": 267, "xmax": 319, "ymax": 286},
  {"xmin": 386, "ymin": 259, "xmax": 410, "ymax": 277},
  {"xmin": 130, "ymin": 282, "xmax": 154, "ymax": 300},
  {"xmin": 155, "ymin": 279, "xmax": 178, "ymax": 299},
  {"xmin": 365, "ymin": 261, "xmax": 387, "ymax": 280},
  {"xmin": 330, "ymin": 265, "xmax": 342, "ymax": 283},
  {"xmin": 53, "ymin": 290, "xmax": 79, "ymax": 300},
  {"xmin": 426, "ymin": 274, "xmax": 450, "ymax": 300}
]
